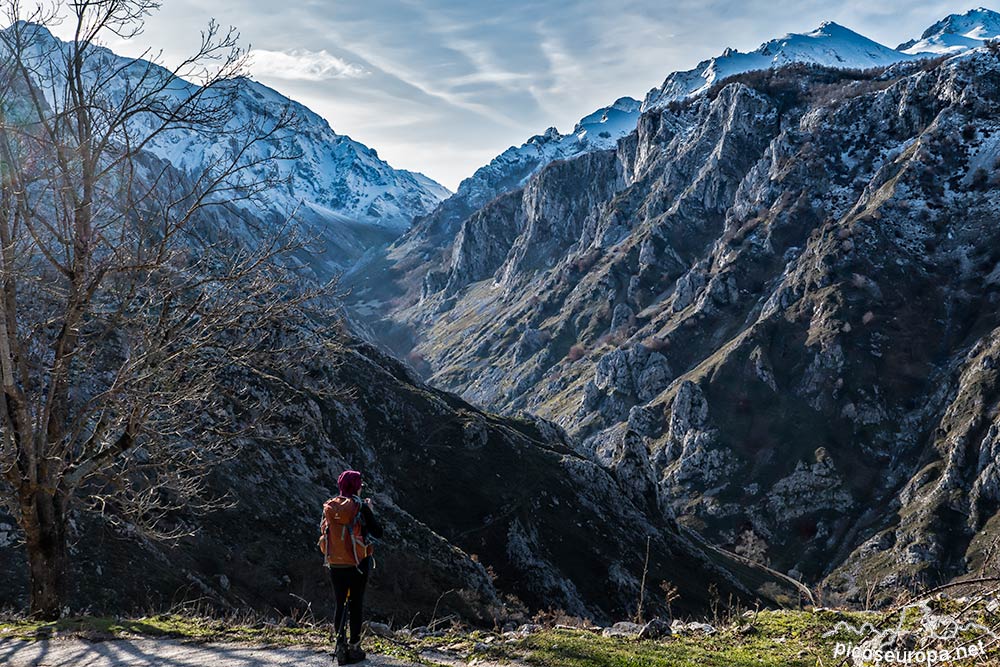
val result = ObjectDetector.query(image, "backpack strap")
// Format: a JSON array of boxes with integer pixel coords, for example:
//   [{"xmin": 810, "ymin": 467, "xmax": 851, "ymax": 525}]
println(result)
[
  {"xmin": 347, "ymin": 496, "xmax": 363, "ymax": 529},
  {"xmin": 318, "ymin": 500, "xmax": 333, "ymax": 566},
  {"xmin": 346, "ymin": 496, "xmax": 365, "ymax": 568},
  {"xmin": 354, "ymin": 497, "xmax": 379, "ymax": 571}
]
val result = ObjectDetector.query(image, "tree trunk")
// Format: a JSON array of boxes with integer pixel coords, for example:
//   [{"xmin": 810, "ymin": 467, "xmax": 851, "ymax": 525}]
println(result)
[{"xmin": 21, "ymin": 489, "xmax": 69, "ymax": 620}]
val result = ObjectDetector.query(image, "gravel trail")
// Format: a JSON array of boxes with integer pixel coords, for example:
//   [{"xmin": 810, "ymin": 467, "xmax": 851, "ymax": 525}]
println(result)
[{"xmin": 0, "ymin": 638, "xmax": 422, "ymax": 667}]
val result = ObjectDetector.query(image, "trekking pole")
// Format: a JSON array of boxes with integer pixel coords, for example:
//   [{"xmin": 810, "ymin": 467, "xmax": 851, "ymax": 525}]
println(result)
[{"xmin": 335, "ymin": 590, "xmax": 351, "ymax": 641}]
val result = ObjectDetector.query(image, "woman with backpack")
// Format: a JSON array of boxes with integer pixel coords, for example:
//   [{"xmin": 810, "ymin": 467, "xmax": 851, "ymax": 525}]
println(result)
[{"xmin": 320, "ymin": 469, "xmax": 383, "ymax": 665}]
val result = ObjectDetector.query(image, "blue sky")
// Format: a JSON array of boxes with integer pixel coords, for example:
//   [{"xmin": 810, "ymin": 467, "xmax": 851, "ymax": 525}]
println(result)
[{"xmin": 66, "ymin": 1, "xmax": 994, "ymax": 190}]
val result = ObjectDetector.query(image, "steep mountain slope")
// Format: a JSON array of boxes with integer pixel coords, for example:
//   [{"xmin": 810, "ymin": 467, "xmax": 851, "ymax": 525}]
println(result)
[
  {"xmin": 0, "ymin": 332, "xmax": 800, "ymax": 621},
  {"xmin": 344, "ymin": 98, "xmax": 640, "ymax": 317},
  {"xmin": 642, "ymin": 21, "xmax": 914, "ymax": 110},
  {"xmin": 5, "ymin": 22, "xmax": 449, "ymax": 272},
  {"xmin": 899, "ymin": 7, "xmax": 1000, "ymax": 55},
  {"xmin": 354, "ymin": 42, "xmax": 1000, "ymax": 603}
]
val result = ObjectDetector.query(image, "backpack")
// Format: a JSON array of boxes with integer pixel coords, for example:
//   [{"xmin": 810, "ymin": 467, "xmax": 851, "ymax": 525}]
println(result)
[{"xmin": 318, "ymin": 495, "xmax": 374, "ymax": 567}]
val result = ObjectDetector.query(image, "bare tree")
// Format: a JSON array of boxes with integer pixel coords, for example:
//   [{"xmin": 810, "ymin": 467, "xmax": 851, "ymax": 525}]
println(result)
[{"xmin": 0, "ymin": 0, "xmax": 342, "ymax": 619}]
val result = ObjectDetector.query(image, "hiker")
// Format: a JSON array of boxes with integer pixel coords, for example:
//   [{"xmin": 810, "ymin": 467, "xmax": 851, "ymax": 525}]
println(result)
[{"xmin": 319, "ymin": 469, "xmax": 383, "ymax": 665}]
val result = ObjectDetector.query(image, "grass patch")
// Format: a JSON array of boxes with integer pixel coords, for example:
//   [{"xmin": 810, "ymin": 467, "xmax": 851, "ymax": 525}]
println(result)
[
  {"xmin": 0, "ymin": 614, "xmax": 324, "ymax": 643},
  {"xmin": 475, "ymin": 610, "xmax": 886, "ymax": 667}
]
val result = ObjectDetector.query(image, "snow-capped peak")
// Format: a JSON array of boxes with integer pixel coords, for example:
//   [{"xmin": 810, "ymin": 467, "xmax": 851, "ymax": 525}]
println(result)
[
  {"xmin": 572, "ymin": 97, "xmax": 642, "ymax": 147},
  {"xmin": 643, "ymin": 21, "xmax": 914, "ymax": 110},
  {"xmin": 898, "ymin": 7, "xmax": 1000, "ymax": 55},
  {"xmin": 142, "ymin": 73, "xmax": 451, "ymax": 231},
  {"xmin": 450, "ymin": 97, "xmax": 641, "ymax": 210}
]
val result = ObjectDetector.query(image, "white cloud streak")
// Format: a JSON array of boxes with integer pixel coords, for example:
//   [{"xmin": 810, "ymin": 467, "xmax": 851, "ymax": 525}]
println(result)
[{"xmin": 250, "ymin": 48, "xmax": 368, "ymax": 81}]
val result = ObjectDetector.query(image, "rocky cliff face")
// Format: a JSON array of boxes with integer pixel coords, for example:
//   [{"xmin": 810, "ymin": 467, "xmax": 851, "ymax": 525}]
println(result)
[
  {"xmin": 349, "ymin": 47, "xmax": 1000, "ymax": 602},
  {"xmin": 0, "ymin": 333, "xmax": 797, "ymax": 621}
]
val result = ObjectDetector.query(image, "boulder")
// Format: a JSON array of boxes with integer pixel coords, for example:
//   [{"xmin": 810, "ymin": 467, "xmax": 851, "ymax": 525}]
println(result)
[
  {"xmin": 670, "ymin": 620, "xmax": 716, "ymax": 635},
  {"xmin": 638, "ymin": 618, "xmax": 672, "ymax": 640},
  {"xmin": 601, "ymin": 621, "xmax": 644, "ymax": 638},
  {"xmin": 366, "ymin": 621, "xmax": 394, "ymax": 638}
]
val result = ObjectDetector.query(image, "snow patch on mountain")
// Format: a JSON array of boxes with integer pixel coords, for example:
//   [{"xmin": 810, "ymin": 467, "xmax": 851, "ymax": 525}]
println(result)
[
  {"xmin": 573, "ymin": 97, "xmax": 642, "ymax": 149},
  {"xmin": 898, "ymin": 7, "xmax": 1000, "ymax": 55},
  {"xmin": 643, "ymin": 22, "xmax": 915, "ymax": 111},
  {"xmin": 141, "ymin": 76, "xmax": 450, "ymax": 231}
]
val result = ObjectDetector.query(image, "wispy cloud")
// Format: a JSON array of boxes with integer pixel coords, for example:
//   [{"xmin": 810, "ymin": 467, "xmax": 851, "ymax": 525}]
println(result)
[{"xmin": 250, "ymin": 48, "xmax": 368, "ymax": 81}]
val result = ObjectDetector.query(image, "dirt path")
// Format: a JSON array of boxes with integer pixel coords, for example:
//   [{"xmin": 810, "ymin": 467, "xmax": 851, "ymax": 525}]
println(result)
[{"xmin": 0, "ymin": 638, "xmax": 423, "ymax": 667}]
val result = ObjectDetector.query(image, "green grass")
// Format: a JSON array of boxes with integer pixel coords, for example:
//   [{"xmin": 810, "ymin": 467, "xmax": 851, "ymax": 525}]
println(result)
[
  {"xmin": 0, "ymin": 614, "xmax": 322, "ymax": 643},
  {"xmin": 518, "ymin": 631, "xmax": 807, "ymax": 667},
  {"xmin": 525, "ymin": 612, "xmax": 852, "ymax": 667},
  {"xmin": 476, "ymin": 610, "xmax": 887, "ymax": 667}
]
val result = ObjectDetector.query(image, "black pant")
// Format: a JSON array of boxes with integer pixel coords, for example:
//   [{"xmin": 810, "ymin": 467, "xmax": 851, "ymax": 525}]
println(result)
[{"xmin": 329, "ymin": 560, "xmax": 369, "ymax": 643}]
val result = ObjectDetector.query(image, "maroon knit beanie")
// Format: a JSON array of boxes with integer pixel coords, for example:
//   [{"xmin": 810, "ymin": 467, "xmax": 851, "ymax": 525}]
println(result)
[{"xmin": 337, "ymin": 470, "xmax": 362, "ymax": 497}]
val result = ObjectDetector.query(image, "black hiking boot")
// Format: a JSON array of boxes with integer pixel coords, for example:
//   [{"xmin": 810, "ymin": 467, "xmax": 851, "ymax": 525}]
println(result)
[
  {"xmin": 334, "ymin": 637, "xmax": 348, "ymax": 665},
  {"xmin": 346, "ymin": 642, "xmax": 366, "ymax": 663}
]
